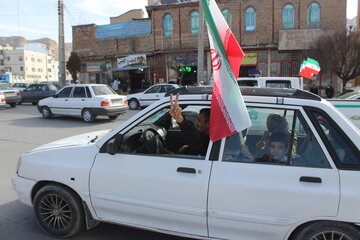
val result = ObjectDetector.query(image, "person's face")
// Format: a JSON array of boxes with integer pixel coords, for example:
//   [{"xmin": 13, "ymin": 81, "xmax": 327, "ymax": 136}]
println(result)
[
  {"xmin": 196, "ymin": 112, "xmax": 209, "ymax": 134},
  {"xmin": 268, "ymin": 141, "xmax": 287, "ymax": 160}
]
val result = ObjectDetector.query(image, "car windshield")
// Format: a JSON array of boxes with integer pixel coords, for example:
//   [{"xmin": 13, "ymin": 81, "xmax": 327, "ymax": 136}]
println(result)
[
  {"xmin": 0, "ymin": 84, "xmax": 12, "ymax": 90},
  {"xmin": 91, "ymin": 85, "xmax": 116, "ymax": 95},
  {"xmin": 336, "ymin": 91, "xmax": 360, "ymax": 99},
  {"xmin": 13, "ymin": 83, "xmax": 26, "ymax": 88}
]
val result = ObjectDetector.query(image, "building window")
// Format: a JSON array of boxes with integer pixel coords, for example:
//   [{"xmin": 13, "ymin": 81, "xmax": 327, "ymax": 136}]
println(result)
[
  {"xmin": 245, "ymin": 7, "xmax": 256, "ymax": 31},
  {"xmin": 19, "ymin": 56, "xmax": 23, "ymax": 61},
  {"xmin": 5, "ymin": 67, "xmax": 11, "ymax": 72},
  {"xmin": 282, "ymin": 4, "xmax": 295, "ymax": 29},
  {"xmin": 222, "ymin": 9, "xmax": 232, "ymax": 27},
  {"xmin": 0, "ymin": 60, "xmax": 3, "ymax": 65},
  {"xmin": 6, "ymin": 56, "xmax": 10, "ymax": 61},
  {"xmin": 190, "ymin": 10, "xmax": 199, "ymax": 34},
  {"xmin": 308, "ymin": 2, "xmax": 320, "ymax": 28},
  {"xmin": 163, "ymin": 13, "xmax": 173, "ymax": 37},
  {"xmin": 31, "ymin": 57, "xmax": 35, "ymax": 62},
  {"xmin": 32, "ymin": 68, "xmax": 36, "ymax": 72},
  {"xmin": 20, "ymin": 66, "xmax": 24, "ymax": 71}
]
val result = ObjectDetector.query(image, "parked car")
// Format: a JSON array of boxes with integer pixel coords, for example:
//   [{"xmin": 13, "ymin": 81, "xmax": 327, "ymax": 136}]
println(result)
[
  {"xmin": 13, "ymin": 87, "xmax": 360, "ymax": 240},
  {"xmin": 12, "ymin": 82, "xmax": 32, "ymax": 91},
  {"xmin": 237, "ymin": 77, "xmax": 303, "ymax": 89},
  {"xmin": 334, "ymin": 89, "xmax": 360, "ymax": 100},
  {"xmin": 0, "ymin": 83, "xmax": 21, "ymax": 107},
  {"xmin": 126, "ymin": 83, "xmax": 181, "ymax": 110},
  {"xmin": 38, "ymin": 84, "xmax": 128, "ymax": 123},
  {"xmin": 0, "ymin": 92, "xmax": 6, "ymax": 109},
  {"xmin": 20, "ymin": 83, "xmax": 61, "ymax": 105}
]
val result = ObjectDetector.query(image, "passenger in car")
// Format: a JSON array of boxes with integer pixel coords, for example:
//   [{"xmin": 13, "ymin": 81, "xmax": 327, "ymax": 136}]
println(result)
[
  {"xmin": 266, "ymin": 132, "xmax": 290, "ymax": 163},
  {"xmin": 169, "ymin": 93, "xmax": 210, "ymax": 156}
]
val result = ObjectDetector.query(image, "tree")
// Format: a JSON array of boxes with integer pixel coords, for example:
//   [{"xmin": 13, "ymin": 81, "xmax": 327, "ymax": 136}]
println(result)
[
  {"xmin": 307, "ymin": 27, "xmax": 360, "ymax": 92},
  {"xmin": 66, "ymin": 52, "xmax": 81, "ymax": 82}
]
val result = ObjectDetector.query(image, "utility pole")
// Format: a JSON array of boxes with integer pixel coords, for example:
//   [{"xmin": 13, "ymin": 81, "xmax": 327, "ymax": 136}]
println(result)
[
  {"xmin": 197, "ymin": 0, "xmax": 204, "ymax": 85},
  {"xmin": 58, "ymin": 0, "xmax": 66, "ymax": 86}
]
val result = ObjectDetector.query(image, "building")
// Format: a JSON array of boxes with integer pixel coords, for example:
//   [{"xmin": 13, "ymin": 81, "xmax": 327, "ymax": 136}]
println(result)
[
  {"xmin": 72, "ymin": 0, "xmax": 347, "ymax": 94},
  {"xmin": 2, "ymin": 43, "xmax": 59, "ymax": 83}
]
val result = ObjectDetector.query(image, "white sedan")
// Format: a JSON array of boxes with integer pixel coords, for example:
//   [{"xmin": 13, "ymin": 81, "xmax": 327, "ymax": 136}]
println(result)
[
  {"xmin": 0, "ymin": 92, "xmax": 6, "ymax": 109},
  {"xmin": 127, "ymin": 83, "xmax": 181, "ymax": 110},
  {"xmin": 38, "ymin": 84, "xmax": 128, "ymax": 123},
  {"xmin": 12, "ymin": 87, "xmax": 360, "ymax": 240}
]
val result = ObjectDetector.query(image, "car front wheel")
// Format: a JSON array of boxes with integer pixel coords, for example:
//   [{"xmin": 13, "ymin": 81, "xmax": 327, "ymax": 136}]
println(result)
[
  {"xmin": 41, "ymin": 106, "xmax": 52, "ymax": 119},
  {"xmin": 294, "ymin": 221, "xmax": 360, "ymax": 240},
  {"xmin": 128, "ymin": 99, "xmax": 139, "ymax": 110},
  {"xmin": 82, "ymin": 109, "xmax": 95, "ymax": 123},
  {"xmin": 33, "ymin": 184, "xmax": 85, "ymax": 238}
]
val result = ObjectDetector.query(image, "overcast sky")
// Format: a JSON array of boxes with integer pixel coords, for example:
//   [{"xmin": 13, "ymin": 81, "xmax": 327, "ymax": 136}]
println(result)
[{"xmin": 0, "ymin": 0, "xmax": 357, "ymax": 43}]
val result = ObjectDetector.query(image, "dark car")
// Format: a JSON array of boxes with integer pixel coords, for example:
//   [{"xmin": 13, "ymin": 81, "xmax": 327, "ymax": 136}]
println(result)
[{"xmin": 20, "ymin": 84, "xmax": 61, "ymax": 105}]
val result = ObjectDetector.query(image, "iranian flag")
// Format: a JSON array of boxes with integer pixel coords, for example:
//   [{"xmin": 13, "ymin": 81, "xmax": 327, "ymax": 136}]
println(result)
[
  {"xmin": 202, "ymin": 0, "xmax": 252, "ymax": 142},
  {"xmin": 299, "ymin": 58, "xmax": 321, "ymax": 79}
]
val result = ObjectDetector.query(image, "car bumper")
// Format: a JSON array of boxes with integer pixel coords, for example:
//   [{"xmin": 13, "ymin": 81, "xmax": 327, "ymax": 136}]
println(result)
[
  {"xmin": 5, "ymin": 95, "xmax": 21, "ymax": 103},
  {"xmin": 91, "ymin": 105, "xmax": 129, "ymax": 116},
  {"xmin": 12, "ymin": 174, "xmax": 36, "ymax": 207}
]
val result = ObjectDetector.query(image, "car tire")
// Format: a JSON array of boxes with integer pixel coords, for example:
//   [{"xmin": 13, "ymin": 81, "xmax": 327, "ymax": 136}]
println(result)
[
  {"xmin": 293, "ymin": 221, "xmax": 360, "ymax": 240},
  {"xmin": 17, "ymin": 101, "xmax": 22, "ymax": 105},
  {"xmin": 108, "ymin": 114, "xmax": 119, "ymax": 120},
  {"xmin": 32, "ymin": 102, "xmax": 38, "ymax": 105},
  {"xmin": 128, "ymin": 99, "xmax": 140, "ymax": 110},
  {"xmin": 9, "ymin": 103, "xmax": 16, "ymax": 108},
  {"xmin": 82, "ymin": 109, "xmax": 95, "ymax": 123},
  {"xmin": 41, "ymin": 106, "xmax": 52, "ymax": 119},
  {"xmin": 33, "ymin": 184, "xmax": 85, "ymax": 238}
]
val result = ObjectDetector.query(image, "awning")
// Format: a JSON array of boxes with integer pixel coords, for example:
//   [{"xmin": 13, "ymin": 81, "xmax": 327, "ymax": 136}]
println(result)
[{"xmin": 112, "ymin": 64, "xmax": 149, "ymax": 71}]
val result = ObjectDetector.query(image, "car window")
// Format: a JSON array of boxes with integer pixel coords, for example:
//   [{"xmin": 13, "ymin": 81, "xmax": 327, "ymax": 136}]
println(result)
[
  {"xmin": 238, "ymin": 80, "xmax": 258, "ymax": 87},
  {"xmin": 26, "ymin": 85, "xmax": 36, "ymax": 91},
  {"xmin": 85, "ymin": 87, "xmax": 92, "ymax": 98},
  {"xmin": 311, "ymin": 110, "xmax": 360, "ymax": 167},
  {"xmin": 336, "ymin": 91, "xmax": 360, "ymax": 99},
  {"xmin": 223, "ymin": 107, "xmax": 330, "ymax": 168},
  {"xmin": 0, "ymin": 84, "xmax": 12, "ymax": 90},
  {"xmin": 145, "ymin": 86, "xmax": 161, "ymax": 94},
  {"xmin": 48, "ymin": 85, "xmax": 58, "ymax": 91},
  {"xmin": 58, "ymin": 87, "xmax": 72, "ymax": 98},
  {"xmin": 72, "ymin": 87, "xmax": 86, "ymax": 98},
  {"xmin": 91, "ymin": 85, "xmax": 116, "ymax": 95},
  {"xmin": 265, "ymin": 80, "xmax": 292, "ymax": 88},
  {"xmin": 117, "ymin": 104, "xmax": 210, "ymax": 159},
  {"xmin": 161, "ymin": 85, "xmax": 176, "ymax": 93}
]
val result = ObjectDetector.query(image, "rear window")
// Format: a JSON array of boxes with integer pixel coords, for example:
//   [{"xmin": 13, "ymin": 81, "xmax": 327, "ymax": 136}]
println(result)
[
  {"xmin": 238, "ymin": 80, "xmax": 258, "ymax": 87},
  {"xmin": 91, "ymin": 85, "xmax": 116, "ymax": 96},
  {"xmin": 0, "ymin": 84, "xmax": 12, "ymax": 90},
  {"xmin": 266, "ymin": 80, "xmax": 292, "ymax": 88}
]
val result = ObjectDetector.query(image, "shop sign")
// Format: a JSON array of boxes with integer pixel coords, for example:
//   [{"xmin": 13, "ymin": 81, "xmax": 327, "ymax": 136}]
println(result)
[
  {"xmin": 117, "ymin": 54, "xmax": 147, "ymax": 68},
  {"xmin": 278, "ymin": 29, "xmax": 327, "ymax": 50},
  {"xmin": 242, "ymin": 53, "xmax": 257, "ymax": 65},
  {"xmin": 87, "ymin": 63, "xmax": 103, "ymax": 72}
]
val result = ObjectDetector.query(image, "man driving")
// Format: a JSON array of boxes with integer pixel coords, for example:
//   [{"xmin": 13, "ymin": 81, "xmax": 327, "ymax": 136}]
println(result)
[{"xmin": 169, "ymin": 93, "xmax": 210, "ymax": 156}]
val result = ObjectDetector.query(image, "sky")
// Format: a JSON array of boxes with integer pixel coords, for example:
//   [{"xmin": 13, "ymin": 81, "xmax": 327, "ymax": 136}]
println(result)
[{"xmin": 0, "ymin": 0, "xmax": 357, "ymax": 43}]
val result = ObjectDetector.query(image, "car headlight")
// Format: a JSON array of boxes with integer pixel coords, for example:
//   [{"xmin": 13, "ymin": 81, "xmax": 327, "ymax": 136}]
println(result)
[{"xmin": 16, "ymin": 156, "xmax": 22, "ymax": 174}]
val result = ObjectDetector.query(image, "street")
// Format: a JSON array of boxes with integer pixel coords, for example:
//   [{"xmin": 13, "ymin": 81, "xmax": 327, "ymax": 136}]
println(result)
[{"xmin": 0, "ymin": 104, "xmax": 188, "ymax": 240}]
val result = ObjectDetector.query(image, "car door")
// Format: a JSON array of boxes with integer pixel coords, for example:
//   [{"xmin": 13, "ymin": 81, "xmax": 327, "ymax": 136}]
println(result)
[
  {"xmin": 67, "ymin": 86, "xmax": 87, "ymax": 116},
  {"xmin": 207, "ymin": 105, "xmax": 340, "ymax": 240},
  {"xmin": 138, "ymin": 85, "xmax": 162, "ymax": 106},
  {"xmin": 21, "ymin": 85, "xmax": 36, "ymax": 102},
  {"xmin": 48, "ymin": 87, "xmax": 73, "ymax": 115},
  {"xmin": 90, "ymin": 103, "xmax": 212, "ymax": 237}
]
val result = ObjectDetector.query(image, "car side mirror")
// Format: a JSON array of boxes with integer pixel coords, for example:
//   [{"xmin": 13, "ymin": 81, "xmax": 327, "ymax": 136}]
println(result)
[
  {"xmin": 107, "ymin": 137, "xmax": 121, "ymax": 155},
  {"xmin": 53, "ymin": 94, "xmax": 58, "ymax": 98}
]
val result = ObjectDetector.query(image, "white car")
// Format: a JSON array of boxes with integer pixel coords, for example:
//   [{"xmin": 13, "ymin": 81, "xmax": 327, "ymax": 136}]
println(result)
[
  {"xmin": 13, "ymin": 87, "xmax": 360, "ymax": 239},
  {"xmin": 38, "ymin": 84, "xmax": 128, "ymax": 123},
  {"xmin": 12, "ymin": 82, "xmax": 32, "ymax": 91},
  {"xmin": 127, "ymin": 83, "xmax": 181, "ymax": 110},
  {"xmin": 0, "ymin": 83, "xmax": 21, "ymax": 108},
  {"xmin": 0, "ymin": 92, "xmax": 6, "ymax": 109}
]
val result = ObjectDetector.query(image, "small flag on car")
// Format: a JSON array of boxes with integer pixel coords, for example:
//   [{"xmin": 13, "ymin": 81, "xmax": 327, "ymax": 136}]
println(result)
[
  {"xmin": 299, "ymin": 58, "xmax": 321, "ymax": 79},
  {"xmin": 202, "ymin": 0, "xmax": 252, "ymax": 142}
]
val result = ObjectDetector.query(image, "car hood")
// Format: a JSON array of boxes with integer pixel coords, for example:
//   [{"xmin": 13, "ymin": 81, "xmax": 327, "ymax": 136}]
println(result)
[{"xmin": 28, "ymin": 129, "xmax": 111, "ymax": 152}]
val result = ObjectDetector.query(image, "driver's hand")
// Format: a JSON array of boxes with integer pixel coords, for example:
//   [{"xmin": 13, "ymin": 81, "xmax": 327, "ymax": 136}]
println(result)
[{"xmin": 170, "ymin": 93, "xmax": 184, "ymax": 123}]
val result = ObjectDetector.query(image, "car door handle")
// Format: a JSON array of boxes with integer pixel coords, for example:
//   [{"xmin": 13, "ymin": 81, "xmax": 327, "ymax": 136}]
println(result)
[
  {"xmin": 177, "ymin": 167, "xmax": 196, "ymax": 174},
  {"xmin": 299, "ymin": 176, "xmax": 322, "ymax": 183},
  {"xmin": 81, "ymin": 99, "xmax": 85, "ymax": 101},
  {"xmin": 65, "ymin": 99, "xmax": 68, "ymax": 101}
]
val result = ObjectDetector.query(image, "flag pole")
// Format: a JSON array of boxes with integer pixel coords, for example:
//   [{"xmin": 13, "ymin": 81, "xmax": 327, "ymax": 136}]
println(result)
[{"xmin": 197, "ymin": 0, "xmax": 204, "ymax": 85}]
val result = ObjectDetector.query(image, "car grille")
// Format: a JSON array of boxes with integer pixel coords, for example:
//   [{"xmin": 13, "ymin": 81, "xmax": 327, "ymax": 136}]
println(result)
[{"xmin": 111, "ymin": 99, "xmax": 123, "ymax": 105}]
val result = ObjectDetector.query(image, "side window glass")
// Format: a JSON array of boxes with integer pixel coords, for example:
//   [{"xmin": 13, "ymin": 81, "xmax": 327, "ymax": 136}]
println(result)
[
  {"xmin": 311, "ymin": 111, "xmax": 360, "ymax": 166},
  {"xmin": 223, "ymin": 107, "xmax": 330, "ymax": 168},
  {"xmin": 86, "ymin": 87, "xmax": 92, "ymax": 98},
  {"xmin": 119, "ymin": 105, "xmax": 210, "ymax": 159},
  {"xmin": 72, "ymin": 87, "xmax": 86, "ymax": 98},
  {"xmin": 145, "ymin": 86, "xmax": 159, "ymax": 94},
  {"xmin": 265, "ymin": 80, "xmax": 292, "ymax": 88},
  {"xmin": 58, "ymin": 87, "xmax": 72, "ymax": 98}
]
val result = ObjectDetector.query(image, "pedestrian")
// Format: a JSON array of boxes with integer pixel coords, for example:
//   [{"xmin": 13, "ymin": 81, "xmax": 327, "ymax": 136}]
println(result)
[
  {"xmin": 310, "ymin": 84, "xmax": 319, "ymax": 95},
  {"xmin": 112, "ymin": 79, "xmax": 118, "ymax": 91},
  {"xmin": 325, "ymin": 84, "xmax": 334, "ymax": 98}
]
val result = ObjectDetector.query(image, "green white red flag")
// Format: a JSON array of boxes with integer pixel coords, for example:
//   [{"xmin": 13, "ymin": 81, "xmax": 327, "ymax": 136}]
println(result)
[
  {"xmin": 299, "ymin": 58, "xmax": 321, "ymax": 79},
  {"xmin": 202, "ymin": 0, "xmax": 252, "ymax": 142}
]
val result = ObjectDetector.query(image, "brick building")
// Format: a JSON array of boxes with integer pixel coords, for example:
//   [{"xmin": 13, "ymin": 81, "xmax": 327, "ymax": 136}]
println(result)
[{"xmin": 72, "ymin": 0, "xmax": 347, "ymax": 93}]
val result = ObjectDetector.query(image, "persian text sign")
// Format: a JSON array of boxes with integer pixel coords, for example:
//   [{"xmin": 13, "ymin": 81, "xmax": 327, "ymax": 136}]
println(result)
[
  {"xmin": 117, "ymin": 54, "xmax": 147, "ymax": 68},
  {"xmin": 242, "ymin": 53, "xmax": 257, "ymax": 65}
]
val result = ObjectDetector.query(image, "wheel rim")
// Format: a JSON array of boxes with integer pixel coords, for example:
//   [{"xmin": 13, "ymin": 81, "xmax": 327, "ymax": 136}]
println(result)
[
  {"xmin": 38, "ymin": 193, "xmax": 72, "ymax": 231},
  {"xmin": 42, "ymin": 108, "xmax": 49, "ymax": 118},
  {"xmin": 310, "ymin": 231, "xmax": 352, "ymax": 240},
  {"xmin": 129, "ymin": 100, "xmax": 137, "ymax": 109},
  {"xmin": 83, "ymin": 111, "xmax": 91, "ymax": 121}
]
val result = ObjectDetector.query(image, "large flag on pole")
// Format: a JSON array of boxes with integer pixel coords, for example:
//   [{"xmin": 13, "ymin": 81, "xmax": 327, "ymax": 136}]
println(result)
[{"xmin": 202, "ymin": 0, "xmax": 252, "ymax": 142}]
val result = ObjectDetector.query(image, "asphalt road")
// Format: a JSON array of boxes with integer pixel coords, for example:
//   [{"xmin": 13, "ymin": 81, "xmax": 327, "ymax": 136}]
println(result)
[{"xmin": 0, "ymin": 104, "xmax": 189, "ymax": 240}]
